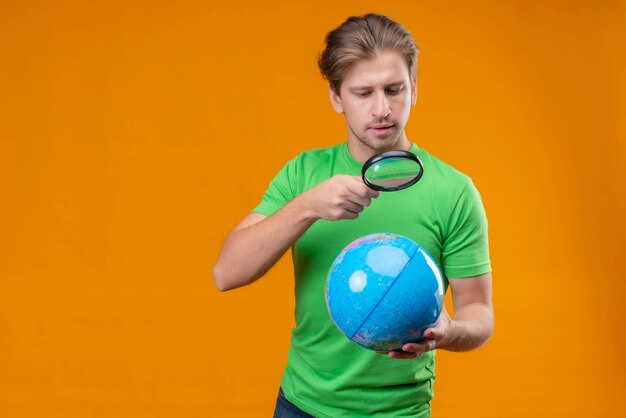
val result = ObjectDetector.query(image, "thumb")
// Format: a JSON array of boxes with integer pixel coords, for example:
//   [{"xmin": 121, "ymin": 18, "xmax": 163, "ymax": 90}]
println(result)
[{"xmin": 423, "ymin": 327, "xmax": 442, "ymax": 340}]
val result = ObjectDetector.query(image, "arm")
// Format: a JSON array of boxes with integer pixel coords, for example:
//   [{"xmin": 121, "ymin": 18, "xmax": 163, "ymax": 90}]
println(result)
[
  {"xmin": 213, "ymin": 175, "xmax": 379, "ymax": 291},
  {"xmin": 212, "ymin": 197, "xmax": 315, "ymax": 292},
  {"xmin": 387, "ymin": 272, "xmax": 493, "ymax": 359}
]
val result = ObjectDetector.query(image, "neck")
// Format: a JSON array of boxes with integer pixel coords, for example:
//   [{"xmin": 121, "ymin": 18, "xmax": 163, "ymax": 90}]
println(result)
[{"xmin": 347, "ymin": 134, "xmax": 412, "ymax": 163}]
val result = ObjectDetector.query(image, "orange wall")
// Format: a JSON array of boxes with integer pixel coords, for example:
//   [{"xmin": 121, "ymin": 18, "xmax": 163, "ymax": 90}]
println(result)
[{"xmin": 1, "ymin": 1, "xmax": 625, "ymax": 417}]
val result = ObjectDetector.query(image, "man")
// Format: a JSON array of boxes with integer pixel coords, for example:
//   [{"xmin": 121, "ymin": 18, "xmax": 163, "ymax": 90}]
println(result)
[{"xmin": 213, "ymin": 13, "xmax": 493, "ymax": 418}]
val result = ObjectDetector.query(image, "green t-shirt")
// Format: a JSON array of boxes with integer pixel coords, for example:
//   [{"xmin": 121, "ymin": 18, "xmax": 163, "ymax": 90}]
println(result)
[{"xmin": 253, "ymin": 142, "xmax": 491, "ymax": 418}]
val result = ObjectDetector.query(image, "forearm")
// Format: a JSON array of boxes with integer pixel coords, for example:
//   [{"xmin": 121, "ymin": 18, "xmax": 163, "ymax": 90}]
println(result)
[
  {"xmin": 213, "ymin": 195, "xmax": 317, "ymax": 291},
  {"xmin": 443, "ymin": 302, "xmax": 494, "ymax": 351},
  {"xmin": 214, "ymin": 174, "xmax": 379, "ymax": 291}
]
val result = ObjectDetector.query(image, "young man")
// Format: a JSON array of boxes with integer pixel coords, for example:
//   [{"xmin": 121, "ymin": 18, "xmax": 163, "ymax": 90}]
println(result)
[{"xmin": 214, "ymin": 14, "xmax": 493, "ymax": 418}]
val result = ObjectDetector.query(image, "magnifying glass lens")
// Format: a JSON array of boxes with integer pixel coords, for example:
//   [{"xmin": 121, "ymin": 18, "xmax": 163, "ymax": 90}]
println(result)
[
  {"xmin": 364, "ymin": 158, "xmax": 422, "ymax": 188},
  {"xmin": 362, "ymin": 151, "xmax": 424, "ymax": 192}
]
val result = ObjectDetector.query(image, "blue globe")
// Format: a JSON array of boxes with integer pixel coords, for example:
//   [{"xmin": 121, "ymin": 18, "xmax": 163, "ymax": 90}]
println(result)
[{"xmin": 325, "ymin": 233, "xmax": 445, "ymax": 352}]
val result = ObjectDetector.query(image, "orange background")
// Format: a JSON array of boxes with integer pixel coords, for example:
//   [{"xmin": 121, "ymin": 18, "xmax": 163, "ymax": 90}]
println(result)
[{"xmin": 1, "ymin": 0, "xmax": 625, "ymax": 417}]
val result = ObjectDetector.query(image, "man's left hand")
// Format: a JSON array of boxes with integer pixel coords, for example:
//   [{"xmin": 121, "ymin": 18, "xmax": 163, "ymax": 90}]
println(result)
[{"xmin": 386, "ymin": 305, "xmax": 453, "ymax": 360}]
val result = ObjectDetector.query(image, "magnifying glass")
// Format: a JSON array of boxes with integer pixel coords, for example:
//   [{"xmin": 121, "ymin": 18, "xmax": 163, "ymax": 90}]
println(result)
[{"xmin": 362, "ymin": 150, "xmax": 424, "ymax": 192}]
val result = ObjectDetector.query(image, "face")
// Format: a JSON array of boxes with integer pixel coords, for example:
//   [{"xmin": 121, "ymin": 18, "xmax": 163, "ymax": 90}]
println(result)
[{"xmin": 330, "ymin": 50, "xmax": 417, "ymax": 162}]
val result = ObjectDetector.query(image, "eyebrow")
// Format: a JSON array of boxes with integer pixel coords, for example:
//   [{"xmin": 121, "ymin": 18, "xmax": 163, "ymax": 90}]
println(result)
[{"xmin": 348, "ymin": 81, "xmax": 406, "ymax": 92}]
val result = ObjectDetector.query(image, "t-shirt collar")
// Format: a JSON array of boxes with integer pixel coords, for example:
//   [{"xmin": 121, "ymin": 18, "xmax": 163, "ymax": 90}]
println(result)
[{"xmin": 341, "ymin": 141, "xmax": 421, "ymax": 172}]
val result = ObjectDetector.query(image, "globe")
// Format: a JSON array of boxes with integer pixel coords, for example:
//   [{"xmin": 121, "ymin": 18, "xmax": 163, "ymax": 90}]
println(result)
[{"xmin": 325, "ymin": 233, "xmax": 445, "ymax": 352}]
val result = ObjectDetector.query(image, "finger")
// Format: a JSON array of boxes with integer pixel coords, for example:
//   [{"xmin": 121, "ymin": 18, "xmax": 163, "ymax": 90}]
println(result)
[
  {"xmin": 423, "ymin": 328, "xmax": 441, "ymax": 340},
  {"xmin": 334, "ymin": 185, "xmax": 370, "ymax": 208},
  {"xmin": 329, "ymin": 207, "xmax": 359, "ymax": 221},
  {"xmin": 340, "ymin": 188, "xmax": 370, "ymax": 207},
  {"xmin": 347, "ymin": 178, "xmax": 381, "ymax": 199},
  {"xmin": 400, "ymin": 343, "xmax": 427, "ymax": 355},
  {"xmin": 347, "ymin": 195, "xmax": 373, "ymax": 208},
  {"xmin": 388, "ymin": 350, "xmax": 418, "ymax": 360},
  {"xmin": 341, "ymin": 209, "xmax": 360, "ymax": 220},
  {"xmin": 357, "ymin": 183, "xmax": 381, "ymax": 199},
  {"xmin": 342, "ymin": 201, "xmax": 365, "ymax": 214},
  {"xmin": 402, "ymin": 340, "xmax": 436, "ymax": 353}
]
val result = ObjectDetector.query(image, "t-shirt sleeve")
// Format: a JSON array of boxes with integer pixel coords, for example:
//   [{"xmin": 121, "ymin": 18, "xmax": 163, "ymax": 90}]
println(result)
[
  {"xmin": 441, "ymin": 177, "xmax": 491, "ymax": 278},
  {"xmin": 252, "ymin": 156, "xmax": 298, "ymax": 217}
]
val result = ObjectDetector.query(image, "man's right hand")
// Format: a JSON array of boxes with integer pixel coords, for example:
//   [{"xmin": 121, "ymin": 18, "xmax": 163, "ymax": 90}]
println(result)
[
  {"xmin": 213, "ymin": 175, "xmax": 379, "ymax": 291},
  {"xmin": 298, "ymin": 175, "xmax": 380, "ymax": 221}
]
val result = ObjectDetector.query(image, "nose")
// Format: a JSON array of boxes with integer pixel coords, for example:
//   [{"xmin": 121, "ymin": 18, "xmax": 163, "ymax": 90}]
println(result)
[{"xmin": 372, "ymin": 92, "xmax": 391, "ymax": 119}]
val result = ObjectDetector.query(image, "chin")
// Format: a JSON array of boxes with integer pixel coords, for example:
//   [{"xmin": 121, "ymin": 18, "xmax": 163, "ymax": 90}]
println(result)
[{"xmin": 368, "ymin": 136, "xmax": 400, "ymax": 151}]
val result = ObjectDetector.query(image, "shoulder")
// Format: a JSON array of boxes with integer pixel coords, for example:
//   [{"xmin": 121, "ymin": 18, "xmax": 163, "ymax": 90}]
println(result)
[
  {"xmin": 418, "ymin": 148, "xmax": 475, "ymax": 193},
  {"xmin": 290, "ymin": 143, "xmax": 343, "ymax": 165},
  {"xmin": 281, "ymin": 144, "xmax": 345, "ymax": 179},
  {"xmin": 273, "ymin": 143, "xmax": 343, "ymax": 193}
]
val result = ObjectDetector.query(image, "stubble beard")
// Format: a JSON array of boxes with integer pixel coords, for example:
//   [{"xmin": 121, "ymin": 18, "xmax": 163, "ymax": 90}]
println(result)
[{"xmin": 349, "ymin": 123, "xmax": 403, "ymax": 154}]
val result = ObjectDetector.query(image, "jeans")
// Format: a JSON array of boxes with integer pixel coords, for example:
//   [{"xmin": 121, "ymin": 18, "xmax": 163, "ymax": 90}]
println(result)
[{"xmin": 272, "ymin": 387, "xmax": 315, "ymax": 418}]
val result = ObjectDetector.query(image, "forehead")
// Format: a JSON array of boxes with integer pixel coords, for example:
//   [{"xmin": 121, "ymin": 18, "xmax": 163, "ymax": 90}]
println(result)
[{"xmin": 341, "ymin": 51, "xmax": 411, "ymax": 89}]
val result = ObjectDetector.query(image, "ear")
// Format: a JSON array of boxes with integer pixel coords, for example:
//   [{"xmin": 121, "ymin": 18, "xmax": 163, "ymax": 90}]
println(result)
[
  {"xmin": 329, "ymin": 84, "xmax": 344, "ymax": 114},
  {"xmin": 410, "ymin": 79, "xmax": 418, "ymax": 107}
]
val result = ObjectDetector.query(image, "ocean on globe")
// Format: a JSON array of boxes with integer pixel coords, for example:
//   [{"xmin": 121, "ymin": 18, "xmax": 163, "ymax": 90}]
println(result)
[{"xmin": 325, "ymin": 233, "xmax": 445, "ymax": 352}]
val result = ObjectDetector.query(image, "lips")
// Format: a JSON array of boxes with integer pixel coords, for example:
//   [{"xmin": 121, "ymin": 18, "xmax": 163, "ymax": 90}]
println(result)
[{"xmin": 370, "ymin": 124, "xmax": 394, "ymax": 129}]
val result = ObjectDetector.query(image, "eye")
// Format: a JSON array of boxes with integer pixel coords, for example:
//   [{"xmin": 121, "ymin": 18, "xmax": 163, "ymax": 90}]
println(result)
[
  {"xmin": 355, "ymin": 92, "xmax": 371, "ymax": 97},
  {"xmin": 386, "ymin": 88, "xmax": 402, "ymax": 95}
]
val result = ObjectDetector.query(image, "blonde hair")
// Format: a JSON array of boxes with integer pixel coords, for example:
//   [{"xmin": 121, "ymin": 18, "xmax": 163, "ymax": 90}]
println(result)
[{"xmin": 318, "ymin": 13, "xmax": 419, "ymax": 95}]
